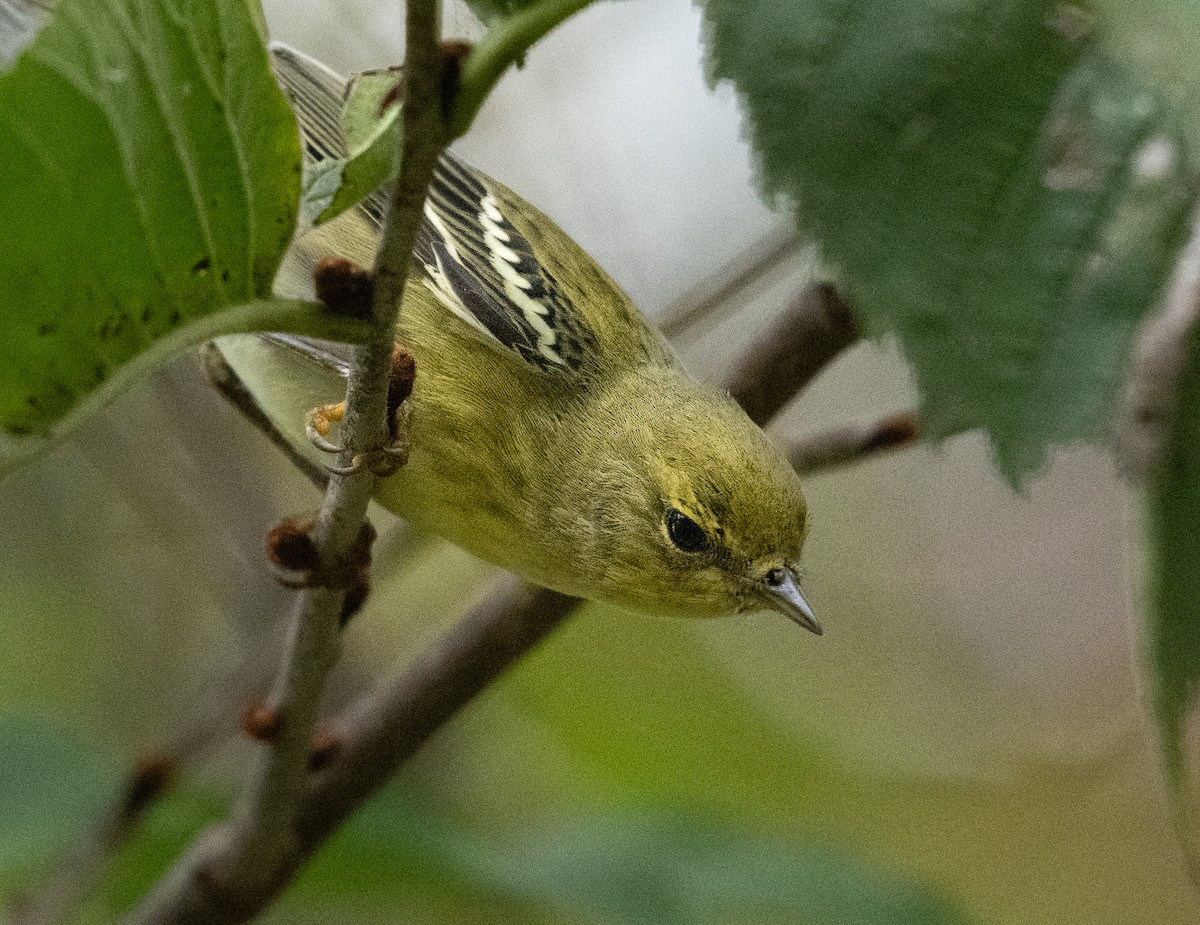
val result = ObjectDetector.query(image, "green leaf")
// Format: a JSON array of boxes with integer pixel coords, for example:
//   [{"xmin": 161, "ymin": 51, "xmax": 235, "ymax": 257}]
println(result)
[
  {"xmin": 301, "ymin": 69, "xmax": 403, "ymax": 227},
  {"xmin": 700, "ymin": 0, "xmax": 1193, "ymax": 483},
  {"xmin": 1145, "ymin": 323, "xmax": 1200, "ymax": 876},
  {"xmin": 473, "ymin": 814, "xmax": 970, "ymax": 925},
  {"xmin": 0, "ymin": 715, "xmax": 119, "ymax": 872},
  {"xmin": 0, "ymin": 0, "xmax": 301, "ymax": 439},
  {"xmin": 89, "ymin": 784, "xmax": 967, "ymax": 925},
  {"xmin": 300, "ymin": 786, "xmax": 972, "ymax": 925}
]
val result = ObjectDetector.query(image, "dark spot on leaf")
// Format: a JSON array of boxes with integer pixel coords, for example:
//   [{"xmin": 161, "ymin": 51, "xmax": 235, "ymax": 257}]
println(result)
[
  {"xmin": 142, "ymin": 307, "xmax": 153, "ymax": 324},
  {"xmin": 193, "ymin": 256, "xmax": 211, "ymax": 273},
  {"xmin": 221, "ymin": 270, "xmax": 230, "ymax": 283},
  {"xmin": 94, "ymin": 363, "xmax": 106, "ymax": 382},
  {"xmin": 25, "ymin": 395, "xmax": 38, "ymax": 407},
  {"xmin": 9, "ymin": 423, "xmax": 32, "ymax": 435},
  {"xmin": 38, "ymin": 322, "xmax": 57, "ymax": 336},
  {"xmin": 169, "ymin": 309, "xmax": 181, "ymax": 325}
]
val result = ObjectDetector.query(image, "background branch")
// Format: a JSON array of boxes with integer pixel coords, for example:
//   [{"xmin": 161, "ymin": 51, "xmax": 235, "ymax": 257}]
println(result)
[
  {"xmin": 1116, "ymin": 205, "xmax": 1200, "ymax": 481},
  {"xmin": 10, "ymin": 758, "xmax": 176, "ymax": 925},
  {"xmin": 790, "ymin": 412, "xmax": 919, "ymax": 475},
  {"xmin": 202, "ymin": 342, "xmax": 330, "ymax": 492},
  {"xmin": 724, "ymin": 282, "xmax": 860, "ymax": 425}
]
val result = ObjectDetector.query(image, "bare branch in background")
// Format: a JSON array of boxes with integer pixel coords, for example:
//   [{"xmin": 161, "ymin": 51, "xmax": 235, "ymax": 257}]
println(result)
[
  {"xmin": 658, "ymin": 225, "xmax": 805, "ymax": 340},
  {"xmin": 790, "ymin": 412, "xmax": 919, "ymax": 476},
  {"xmin": 724, "ymin": 282, "xmax": 861, "ymax": 425},
  {"xmin": 9, "ymin": 758, "xmax": 175, "ymax": 925},
  {"xmin": 8, "ymin": 701, "xmax": 236, "ymax": 925},
  {"xmin": 1117, "ymin": 206, "xmax": 1200, "ymax": 481},
  {"xmin": 202, "ymin": 342, "xmax": 330, "ymax": 492},
  {"xmin": 298, "ymin": 579, "xmax": 577, "ymax": 845}
]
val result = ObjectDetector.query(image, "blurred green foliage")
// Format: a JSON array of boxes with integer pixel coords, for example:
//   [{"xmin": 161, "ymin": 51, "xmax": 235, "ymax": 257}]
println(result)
[
  {"xmin": 1146, "ymin": 325, "xmax": 1200, "ymax": 864},
  {"xmin": 1, "ymin": 724, "xmax": 967, "ymax": 925}
]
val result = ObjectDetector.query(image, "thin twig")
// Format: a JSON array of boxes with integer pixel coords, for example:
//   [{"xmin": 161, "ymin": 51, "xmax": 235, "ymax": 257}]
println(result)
[
  {"xmin": 789, "ymin": 412, "xmax": 919, "ymax": 476},
  {"xmin": 724, "ymin": 282, "xmax": 861, "ymax": 425},
  {"xmin": 201, "ymin": 342, "xmax": 330, "ymax": 492},
  {"xmin": 9, "ymin": 692, "xmax": 238, "ymax": 925},
  {"xmin": 118, "ymin": 5, "xmax": 447, "ymax": 924},
  {"xmin": 658, "ymin": 225, "xmax": 804, "ymax": 340},
  {"xmin": 1116, "ymin": 205, "xmax": 1200, "ymax": 481}
]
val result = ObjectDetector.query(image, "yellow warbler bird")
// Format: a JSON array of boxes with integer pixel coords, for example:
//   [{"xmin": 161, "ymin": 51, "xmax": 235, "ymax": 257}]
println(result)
[{"xmin": 218, "ymin": 46, "xmax": 820, "ymax": 633}]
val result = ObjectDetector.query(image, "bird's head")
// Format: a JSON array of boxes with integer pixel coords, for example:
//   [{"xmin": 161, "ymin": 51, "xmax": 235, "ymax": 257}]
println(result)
[{"xmin": 567, "ymin": 367, "xmax": 819, "ymax": 633}]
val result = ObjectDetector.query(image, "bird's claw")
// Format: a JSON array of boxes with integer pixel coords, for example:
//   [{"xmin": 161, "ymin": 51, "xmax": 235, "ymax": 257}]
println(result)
[
  {"xmin": 306, "ymin": 401, "xmax": 347, "ymax": 454},
  {"xmin": 323, "ymin": 441, "xmax": 408, "ymax": 478}
]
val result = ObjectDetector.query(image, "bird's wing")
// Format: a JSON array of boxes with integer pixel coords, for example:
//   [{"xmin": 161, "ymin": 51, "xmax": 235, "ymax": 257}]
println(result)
[{"xmin": 270, "ymin": 44, "xmax": 592, "ymax": 376}]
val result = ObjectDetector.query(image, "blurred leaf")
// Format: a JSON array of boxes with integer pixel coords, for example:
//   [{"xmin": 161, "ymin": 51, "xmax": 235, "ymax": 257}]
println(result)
[
  {"xmin": 301, "ymin": 69, "xmax": 403, "ymax": 227},
  {"xmin": 0, "ymin": 0, "xmax": 302, "ymax": 442},
  {"xmin": 86, "ymin": 782, "xmax": 966, "ymax": 925},
  {"xmin": 700, "ymin": 0, "xmax": 1193, "ymax": 483},
  {"xmin": 475, "ymin": 814, "xmax": 969, "ymax": 925},
  {"xmin": 305, "ymin": 786, "xmax": 971, "ymax": 925},
  {"xmin": 0, "ymin": 715, "xmax": 118, "ymax": 872},
  {"xmin": 1145, "ymin": 324, "xmax": 1200, "ymax": 877},
  {"xmin": 1098, "ymin": 1, "xmax": 1200, "ymax": 153},
  {"xmin": 462, "ymin": 0, "xmax": 531, "ymax": 25}
]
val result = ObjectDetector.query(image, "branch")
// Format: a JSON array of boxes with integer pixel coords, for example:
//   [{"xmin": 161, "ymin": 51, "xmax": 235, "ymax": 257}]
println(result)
[
  {"xmin": 724, "ymin": 282, "xmax": 861, "ymax": 425},
  {"xmin": 297, "ymin": 579, "xmax": 576, "ymax": 845},
  {"xmin": 789, "ymin": 412, "xmax": 919, "ymax": 475},
  {"xmin": 10, "ymin": 683, "xmax": 239, "ymax": 925},
  {"xmin": 118, "ymin": 4, "xmax": 448, "ymax": 923},
  {"xmin": 658, "ymin": 225, "xmax": 804, "ymax": 340},
  {"xmin": 201, "ymin": 342, "xmax": 330, "ymax": 492},
  {"xmin": 1116, "ymin": 205, "xmax": 1200, "ymax": 481}
]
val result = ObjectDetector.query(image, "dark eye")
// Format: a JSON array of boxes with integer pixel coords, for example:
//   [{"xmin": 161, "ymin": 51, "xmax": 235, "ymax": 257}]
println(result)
[{"xmin": 666, "ymin": 508, "xmax": 710, "ymax": 552}]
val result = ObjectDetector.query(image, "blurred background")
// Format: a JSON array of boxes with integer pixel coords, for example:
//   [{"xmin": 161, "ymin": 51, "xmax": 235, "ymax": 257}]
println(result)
[{"xmin": 2, "ymin": 1, "xmax": 1198, "ymax": 922}]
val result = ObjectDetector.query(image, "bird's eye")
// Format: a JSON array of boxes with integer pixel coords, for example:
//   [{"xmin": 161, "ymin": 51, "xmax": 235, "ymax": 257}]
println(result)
[{"xmin": 666, "ymin": 507, "xmax": 710, "ymax": 552}]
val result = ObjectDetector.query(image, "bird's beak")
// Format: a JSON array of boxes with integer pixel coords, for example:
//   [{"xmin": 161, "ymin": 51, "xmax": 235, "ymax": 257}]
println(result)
[{"xmin": 761, "ymin": 568, "xmax": 822, "ymax": 635}]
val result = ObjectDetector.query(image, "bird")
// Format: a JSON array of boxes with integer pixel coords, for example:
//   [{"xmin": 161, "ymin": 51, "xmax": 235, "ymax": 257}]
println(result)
[{"xmin": 216, "ymin": 45, "xmax": 821, "ymax": 634}]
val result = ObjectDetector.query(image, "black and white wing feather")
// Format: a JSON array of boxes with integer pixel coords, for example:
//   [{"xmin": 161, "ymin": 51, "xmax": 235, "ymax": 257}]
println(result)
[
  {"xmin": 270, "ymin": 44, "xmax": 593, "ymax": 376},
  {"xmin": 415, "ymin": 157, "xmax": 594, "ymax": 372}
]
